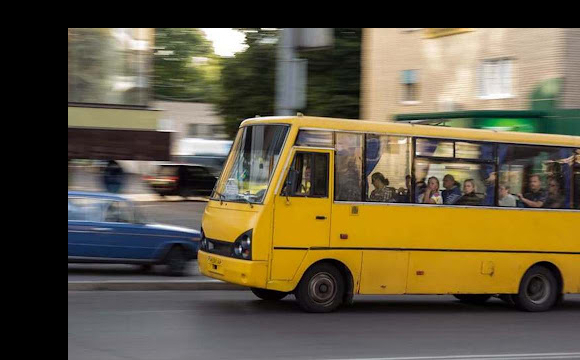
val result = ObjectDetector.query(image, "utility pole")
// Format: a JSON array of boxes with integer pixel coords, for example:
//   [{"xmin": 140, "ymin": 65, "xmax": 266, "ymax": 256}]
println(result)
[
  {"xmin": 275, "ymin": 29, "xmax": 297, "ymax": 116},
  {"xmin": 275, "ymin": 28, "xmax": 333, "ymax": 116}
]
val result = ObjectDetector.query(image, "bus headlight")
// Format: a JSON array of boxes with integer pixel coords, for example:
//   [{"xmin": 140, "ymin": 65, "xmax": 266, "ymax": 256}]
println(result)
[{"xmin": 232, "ymin": 230, "xmax": 252, "ymax": 260}]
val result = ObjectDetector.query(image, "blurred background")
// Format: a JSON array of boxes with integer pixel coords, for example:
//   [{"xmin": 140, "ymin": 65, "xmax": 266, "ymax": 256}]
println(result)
[{"xmin": 68, "ymin": 28, "xmax": 580, "ymax": 195}]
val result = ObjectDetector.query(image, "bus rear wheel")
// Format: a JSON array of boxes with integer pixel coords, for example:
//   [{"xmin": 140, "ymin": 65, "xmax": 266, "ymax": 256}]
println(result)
[
  {"xmin": 513, "ymin": 265, "xmax": 558, "ymax": 312},
  {"xmin": 250, "ymin": 288, "xmax": 288, "ymax": 301},
  {"xmin": 294, "ymin": 263, "xmax": 344, "ymax": 313},
  {"xmin": 453, "ymin": 294, "xmax": 492, "ymax": 305}
]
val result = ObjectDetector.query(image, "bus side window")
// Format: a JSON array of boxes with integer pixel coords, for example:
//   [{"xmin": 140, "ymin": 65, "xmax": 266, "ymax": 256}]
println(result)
[
  {"xmin": 283, "ymin": 152, "xmax": 329, "ymax": 198},
  {"xmin": 498, "ymin": 144, "xmax": 574, "ymax": 209},
  {"xmin": 365, "ymin": 135, "xmax": 411, "ymax": 203}
]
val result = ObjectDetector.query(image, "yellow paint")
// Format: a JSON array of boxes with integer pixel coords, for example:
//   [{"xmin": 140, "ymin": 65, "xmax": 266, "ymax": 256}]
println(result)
[
  {"xmin": 68, "ymin": 106, "xmax": 160, "ymax": 130},
  {"xmin": 199, "ymin": 116, "xmax": 580, "ymax": 297}
]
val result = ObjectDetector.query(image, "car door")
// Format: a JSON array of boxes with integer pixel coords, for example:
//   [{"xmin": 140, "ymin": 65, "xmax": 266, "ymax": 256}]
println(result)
[
  {"xmin": 68, "ymin": 197, "xmax": 109, "ymax": 259},
  {"xmin": 99, "ymin": 200, "xmax": 160, "ymax": 260}
]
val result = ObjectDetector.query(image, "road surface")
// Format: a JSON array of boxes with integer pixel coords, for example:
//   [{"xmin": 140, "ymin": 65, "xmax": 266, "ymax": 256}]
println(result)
[{"xmin": 68, "ymin": 291, "xmax": 580, "ymax": 360}]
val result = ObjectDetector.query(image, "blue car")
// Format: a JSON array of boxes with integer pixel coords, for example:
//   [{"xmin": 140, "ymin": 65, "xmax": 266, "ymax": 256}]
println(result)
[{"xmin": 68, "ymin": 191, "xmax": 200, "ymax": 276}]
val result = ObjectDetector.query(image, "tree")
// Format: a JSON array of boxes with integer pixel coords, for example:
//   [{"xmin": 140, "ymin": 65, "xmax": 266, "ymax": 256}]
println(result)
[
  {"xmin": 215, "ymin": 28, "xmax": 279, "ymax": 137},
  {"xmin": 153, "ymin": 28, "xmax": 216, "ymax": 101},
  {"xmin": 213, "ymin": 28, "xmax": 361, "ymax": 138}
]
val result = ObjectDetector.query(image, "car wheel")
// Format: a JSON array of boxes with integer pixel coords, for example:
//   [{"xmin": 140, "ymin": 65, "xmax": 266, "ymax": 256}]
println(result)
[
  {"xmin": 294, "ymin": 263, "xmax": 344, "ymax": 313},
  {"xmin": 139, "ymin": 264, "xmax": 152, "ymax": 273},
  {"xmin": 513, "ymin": 265, "xmax": 558, "ymax": 312},
  {"xmin": 251, "ymin": 288, "xmax": 288, "ymax": 301},
  {"xmin": 165, "ymin": 247, "xmax": 187, "ymax": 276},
  {"xmin": 453, "ymin": 294, "xmax": 492, "ymax": 305}
]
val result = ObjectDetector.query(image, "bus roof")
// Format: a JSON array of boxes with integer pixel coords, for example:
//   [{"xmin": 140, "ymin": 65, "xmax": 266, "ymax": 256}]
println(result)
[{"xmin": 240, "ymin": 116, "xmax": 580, "ymax": 148}]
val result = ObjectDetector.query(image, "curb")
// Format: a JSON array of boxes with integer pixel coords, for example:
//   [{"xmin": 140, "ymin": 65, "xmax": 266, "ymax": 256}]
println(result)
[{"xmin": 68, "ymin": 280, "xmax": 247, "ymax": 291}]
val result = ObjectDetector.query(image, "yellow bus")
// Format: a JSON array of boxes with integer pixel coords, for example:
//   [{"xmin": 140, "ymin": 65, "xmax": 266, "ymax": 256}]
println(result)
[{"xmin": 198, "ymin": 116, "xmax": 580, "ymax": 312}]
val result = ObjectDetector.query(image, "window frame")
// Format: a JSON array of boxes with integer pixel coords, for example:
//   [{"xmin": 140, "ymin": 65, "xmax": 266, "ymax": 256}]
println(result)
[
  {"xmin": 412, "ymin": 137, "xmax": 498, "ymax": 206},
  {"xmin": 298, "ymin": 127, "xmax": 577, "ymax": 212}
]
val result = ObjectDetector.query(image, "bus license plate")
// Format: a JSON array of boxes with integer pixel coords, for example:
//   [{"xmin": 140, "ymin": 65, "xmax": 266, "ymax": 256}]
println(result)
[{"xmin": 207, "ymin": 255, "xmax": 224, "ymax": 275}]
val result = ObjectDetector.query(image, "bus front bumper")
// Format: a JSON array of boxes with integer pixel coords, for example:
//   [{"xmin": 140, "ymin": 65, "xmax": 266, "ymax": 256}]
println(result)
[{"xmin": 198, "ymin": 250, "xmax": 268, "ymax": 288}]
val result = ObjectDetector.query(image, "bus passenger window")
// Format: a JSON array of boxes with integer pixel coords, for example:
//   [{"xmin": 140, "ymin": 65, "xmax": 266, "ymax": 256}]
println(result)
[
  {"xmin": 365, "ymin": 135, "xmax": 411, "ymax": 203},
  {"xmin": 414, "ymin": 160, "xmax": 491, "ymax": 206},
  {"xmin": 498, "ymin": 144, "xmax": 574, "ymax": 209},
  {"xmin": 335, "ymin": 133, "xmax": 363, "ymax": 201}
]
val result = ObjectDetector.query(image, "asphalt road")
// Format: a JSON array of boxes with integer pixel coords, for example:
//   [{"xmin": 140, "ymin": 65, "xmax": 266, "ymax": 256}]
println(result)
[{"xmin": 68, "ymin": 291, "xmax": 580, "ymax": 360}]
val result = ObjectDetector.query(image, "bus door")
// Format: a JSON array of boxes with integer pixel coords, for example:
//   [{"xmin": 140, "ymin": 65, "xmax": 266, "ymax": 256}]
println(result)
[{"xmin": 272, "ymin": 149, "xmax": 332, "ymax": 280}]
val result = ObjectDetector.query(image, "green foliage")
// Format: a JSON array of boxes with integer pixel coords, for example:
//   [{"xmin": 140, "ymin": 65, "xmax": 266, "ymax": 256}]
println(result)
[
  {"xmin": 213, "ymin": 28, "xmax": 361, "ymax": 138},
  {"xmin": 300, "ymin": 28, "xmax": 361, "ymax": 120},
  {"xmin": 153, "ymin": 28, "xmax": 216, "ymax": 101},
  {"xmin": 214, "ymin": 29, "xmax": 279, "ymax": 137}
]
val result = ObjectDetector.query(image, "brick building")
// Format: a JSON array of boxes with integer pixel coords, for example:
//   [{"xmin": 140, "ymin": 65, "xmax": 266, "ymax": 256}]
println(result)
[{"xmin": 361, "ymin": 28, "xmax": 580, "ymax": 134}]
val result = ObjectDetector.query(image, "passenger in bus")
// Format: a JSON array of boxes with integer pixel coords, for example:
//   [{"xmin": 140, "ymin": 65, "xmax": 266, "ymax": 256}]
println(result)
[
  {"xmin": 396, "ymin": 175, "xmax": 412, "ymax": 203},
  {"xmin": 442, "ymin": 174, "xmax": 462, "ymax": 205},
  {"xmin": 517, "ymin": 174, "xmax": 548, "ymax": 208},
  {"xmin": 369, "ymin": 172, "xmax": 395, "ymax": 202},
  {"xmin": 543, "ymin": 176, "xmax": 566, "ymax": 209},
  {"xmin": 456, "ymin": 179, "xmax": 482, "ymax": 206},
  {"xmin": 414, "ymin": 179, "xmax": 426, "ymax": 203},
  {"xmin": 299, "ymin": 165, "xmax": 312, "ymax": 194},
  {"xmin": 420, "ymin": 176, "xmax": 443, "ymax": 204},
  {"xmin": 498, "ymin": 183, "xmax": 517, "ymax": 207}
]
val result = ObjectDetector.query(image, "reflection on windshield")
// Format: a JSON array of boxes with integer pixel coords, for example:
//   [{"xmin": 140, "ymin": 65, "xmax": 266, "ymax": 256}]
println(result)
[{"xmin": 213, "ymin": 125, "xmax": 289, "ymax": 204}]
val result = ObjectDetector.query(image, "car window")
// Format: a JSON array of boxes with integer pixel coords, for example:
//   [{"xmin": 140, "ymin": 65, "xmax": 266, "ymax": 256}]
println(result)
[
  {"xmin": 103, "ymin": 200, "xmax": 134, "ymax": 223},
  {"xmin": 159, "ymin": 166, "xmax": 178, "ymax": 176},
  {"xmin": 68, "ymin": 197, "xmax": 107, "ymax": 222}
]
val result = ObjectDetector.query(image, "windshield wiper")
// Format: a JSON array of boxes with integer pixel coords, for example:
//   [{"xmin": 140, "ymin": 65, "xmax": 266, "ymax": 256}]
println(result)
[{"xmin": 239, "ymin": 195, "xmax": 254, "ymax": 208}]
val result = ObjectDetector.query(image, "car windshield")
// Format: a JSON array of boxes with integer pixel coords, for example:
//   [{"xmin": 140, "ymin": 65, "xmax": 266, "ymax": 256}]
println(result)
[{"xmin": 212, "ymin": 124, "xmax": 289, "ymax": 204}]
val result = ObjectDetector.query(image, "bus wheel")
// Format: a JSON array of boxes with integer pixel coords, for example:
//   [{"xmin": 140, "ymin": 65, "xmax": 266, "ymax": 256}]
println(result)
[
  {"xmin": 513, "ymin": 265, "xmax": 558, "ymax": 312},
  {"xmin": 251, "ymin": 288, "xmax": 288, "ymax": 301},
  {"xmin": 295, "ymin": 263, "xmax": 344, "ymax": 313},
  {"xmin": 453, "ymin": 294, "xmax": 492, "ymax": 304}
]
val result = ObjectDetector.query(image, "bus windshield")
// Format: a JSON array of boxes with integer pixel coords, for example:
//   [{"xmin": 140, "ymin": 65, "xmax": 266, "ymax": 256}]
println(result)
[{"xmin": 212, "ymin": 124, "xmax": 289, "ymax": 204}]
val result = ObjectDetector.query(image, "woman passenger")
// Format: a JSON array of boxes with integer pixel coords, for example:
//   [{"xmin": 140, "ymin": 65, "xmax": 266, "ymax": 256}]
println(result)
[
  {"xmin": 369, "ymin": 172, "xmax": 395, "ymax": 202},
  {"xmin": 456, "ymin": 179, "xmax": 482, "ymax": 206},
  {"xmin": 421, "ymin": 176, "xmax": 443, "ymax": 204}
]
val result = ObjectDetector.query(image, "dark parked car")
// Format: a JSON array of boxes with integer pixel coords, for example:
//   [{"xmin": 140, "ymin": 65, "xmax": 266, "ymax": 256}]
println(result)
[
  {"xmin": 68, "ymin": 191, "xmax": 200, "ymax": 276},
  {"xmin": 144, "ymin": 163, "xmax": 218, "ymax": 198}
]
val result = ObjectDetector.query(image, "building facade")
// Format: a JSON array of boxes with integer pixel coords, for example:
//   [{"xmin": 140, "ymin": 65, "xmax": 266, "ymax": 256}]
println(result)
[
  {"xmin": 361, "ymin": 28, "xmax": 580, "ymax": 134},
  {"xmin": 68, "ymin": 28, "xmax": 170, "ymax": 161}
]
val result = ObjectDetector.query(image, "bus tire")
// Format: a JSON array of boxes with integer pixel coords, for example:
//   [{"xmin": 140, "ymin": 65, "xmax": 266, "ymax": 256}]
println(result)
[
  {"xmin": 453, "ymin": 294, "xmax": 492, "ymax": 304},
  {"xmin": 250, "ymin": 288, "xmax": 288, "ymax": 301},
  {"xmin": 513, "ymin": 265, "xmax": 558, "ymax": 312},
  {"xmin": 294, "ymin": 263, "xmax": 344, "ymax": 313}
]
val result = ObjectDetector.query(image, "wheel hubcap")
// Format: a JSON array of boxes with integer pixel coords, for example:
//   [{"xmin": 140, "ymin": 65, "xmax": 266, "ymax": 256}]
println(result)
[
  {"xmin": 308, "ymin": 272, "xmax": 337, "ymax": 306},
  {"xmin": 526, "ymin": 274, "xmax": 550, "ymax": 305}
]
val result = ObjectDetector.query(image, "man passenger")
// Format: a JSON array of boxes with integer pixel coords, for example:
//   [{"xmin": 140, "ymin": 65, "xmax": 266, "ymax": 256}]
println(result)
[
  {"xmin": 442, "ymin": 174, "xmax": 461, "ymax": 205},
  {"xmin": 498, "ymin": 183, "xmax": 517, "ymax": 207},
  {"xmin": 517, "ymin": 174, "xmax": 547, "ymax": 208}
]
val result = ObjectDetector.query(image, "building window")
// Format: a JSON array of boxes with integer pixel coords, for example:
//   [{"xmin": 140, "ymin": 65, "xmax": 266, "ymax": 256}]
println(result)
[
  {"xmin": 68, "ymin": 28, "xmax": 152, "ymax": 107},
  {"xmin": 400, "ymin": 70, "xmax": 419, "ymax": 102},
  {"xmin": 479, "ymin": 58, "xmax": 512, "ymax": 99}
]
